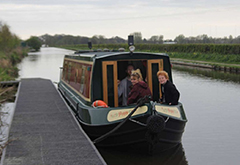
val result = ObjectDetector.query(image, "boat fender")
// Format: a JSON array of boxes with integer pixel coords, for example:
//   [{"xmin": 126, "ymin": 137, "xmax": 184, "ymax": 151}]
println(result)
[
  {"xmin": 92, "ymin": 100, "xmax": 108, "ymax": 108},
  {"xmin": 146, "ymin": 115, "xmax": 165, "ymax": 134}
]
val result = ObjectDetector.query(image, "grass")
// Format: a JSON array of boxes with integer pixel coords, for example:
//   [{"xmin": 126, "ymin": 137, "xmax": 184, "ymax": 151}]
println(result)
[
  {"xmin": 58, "ymin": 45, "xmax": 240, "ymax": 69},
  {"xmin": 168, "ymin": 52, "xmax": 240, "ymax": 69},
  {"xmin": 0, "ymin": 48, "xmax": 27, "ymax": 81},
  {"xmin": 168, "ymin": 52, "xmax": 240, "ymax": 64},
  {"xmin": 0, "ymin": 66, "xmax": 19, "ymax": 81}
]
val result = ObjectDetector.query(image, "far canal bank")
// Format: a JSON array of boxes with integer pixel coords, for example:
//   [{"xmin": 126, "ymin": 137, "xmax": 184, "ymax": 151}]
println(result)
[
  {"xmin": 57, "ymin": 45, "xmax": 240, "ymax": 74},
  {"xmin": 170, "ymin": 58, "xmax": 240, "ymax": 74}
]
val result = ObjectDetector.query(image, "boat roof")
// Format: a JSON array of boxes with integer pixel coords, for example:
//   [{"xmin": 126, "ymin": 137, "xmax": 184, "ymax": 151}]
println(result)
[{"xmin": 66, "ymin": 51, "xmax": 169, "ymax": 61}]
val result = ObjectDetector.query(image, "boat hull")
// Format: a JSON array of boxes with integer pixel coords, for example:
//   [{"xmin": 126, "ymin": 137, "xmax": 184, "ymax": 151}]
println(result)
[
  {"xmin": 77, "ymin": 113, "xmax": 186, "ymax": 148},
  {"xmin": 58, "ymin": 81, "xmax": 187, "ymax": 149}
]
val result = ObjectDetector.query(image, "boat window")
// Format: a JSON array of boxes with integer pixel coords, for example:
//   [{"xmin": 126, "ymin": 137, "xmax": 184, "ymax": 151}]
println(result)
[
  {"xmin": 63, "ymin": 61, "xmax": 68, "ymax": 81},
  {"xmin": 102, "ymin": 61, "xmax": 118, "ymax": 107},
  {"xmin": 107, "ymin": 65, "xmax": 114, "ymax": 106},
  {"xmin": 117, "ymin": 60, "xmax": 147, "ymax": 81},
  {"xmin": 80, "ymin": 65, "xmax": 86, "ymax": 93},
  {"xmin": 62, "ymin": 58, "xmax": 92, "ymax": 100},
  {"xmin": 151, "ymin": 63, "xmax": 161, "ymax": 101},
  {"xmin": 147, "ymin": 59, "xmax": 163, "ymax": 101}
]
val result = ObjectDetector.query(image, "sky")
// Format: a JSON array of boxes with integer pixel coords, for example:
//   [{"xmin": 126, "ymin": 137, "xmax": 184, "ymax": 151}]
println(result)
[{"xmin": 1, "ymin": 0, "xmax": 240, "ymax": 40}]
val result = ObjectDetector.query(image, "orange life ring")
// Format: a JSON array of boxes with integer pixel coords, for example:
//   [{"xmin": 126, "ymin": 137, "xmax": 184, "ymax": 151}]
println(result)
[{"xmin": 92, "ymin": 100, "xmax": 108, "ymax": 108}]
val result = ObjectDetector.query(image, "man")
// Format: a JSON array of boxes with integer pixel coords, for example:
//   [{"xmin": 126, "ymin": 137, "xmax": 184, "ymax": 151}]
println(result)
[{"xmin": 118, "ymin": 64, "xmax": 134, "ymax": 106}]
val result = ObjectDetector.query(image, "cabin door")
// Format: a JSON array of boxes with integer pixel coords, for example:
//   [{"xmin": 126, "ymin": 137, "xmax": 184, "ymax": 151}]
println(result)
[
  {"xmin": 147, "ymin": 59, "xmax": 163, "ymax": 101},
  {"xmin": 102, "ymin": 61, "xmax": 118, "ymax": 107}
]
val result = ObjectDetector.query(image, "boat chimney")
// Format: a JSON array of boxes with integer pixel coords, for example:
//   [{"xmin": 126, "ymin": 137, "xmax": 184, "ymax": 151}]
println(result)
[
  {"xmin": 128, "ymin": 35, "xmax": 134, "ymax": 46},
  {"xmin": 88, "ymin": 42, "xmax": 92, "ymax": 49},
  {"xmin": 128, "ymin": 35, "xmax": 135, "ymax": 53}
]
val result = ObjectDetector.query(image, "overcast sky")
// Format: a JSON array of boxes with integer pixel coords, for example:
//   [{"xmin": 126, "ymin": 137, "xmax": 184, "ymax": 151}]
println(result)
[{"xmin": 1, "ymin": 0, "xmax": 240, "ymax": 40}]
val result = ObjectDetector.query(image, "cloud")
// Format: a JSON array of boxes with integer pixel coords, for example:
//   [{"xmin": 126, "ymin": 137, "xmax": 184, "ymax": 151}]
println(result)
[{"xmin": 1, "ymin": 0, "xmax": 240, "ymax": 39}]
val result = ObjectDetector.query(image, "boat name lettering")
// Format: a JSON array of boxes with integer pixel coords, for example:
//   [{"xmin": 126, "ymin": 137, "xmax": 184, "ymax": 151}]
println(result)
[
  {"xmin": 161, "ymin": 107, "xmax": 176, "ymax": 114},
  {"xmin": 107, "ymin": 106, "xmax": 148, "ymax": 122},
  {"xmin": 109, "ymin": 110, "xmax": 131, "ymax": 119},
  {"xmin": 118, "ymin": 110, "xmax": 131, "ymax": 117},
  {"xmin": 155, "ymin": 105, "xmax": 181, "ymax": 118}
]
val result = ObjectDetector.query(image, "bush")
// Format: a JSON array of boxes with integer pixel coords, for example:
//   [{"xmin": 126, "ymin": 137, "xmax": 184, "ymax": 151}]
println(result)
[{"xmin": 26, "ymin": 36, "xmax": 42, "ymax": 51}]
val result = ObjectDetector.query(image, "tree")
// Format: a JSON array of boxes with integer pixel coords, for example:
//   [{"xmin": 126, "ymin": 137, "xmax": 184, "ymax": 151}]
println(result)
[
  {"xmin": 130, "ymin": 32, "xmax": 142, "ymax": 44},
  {"xmin": 0, "ymin": 22, "xmax": 20, "ymax": 52},
  {"xmin": 228, "ymin": 35, "xmax": 233, "ymax": 44},
  {"xmin": 174, "ymin": 34, "xmax": 185, "ymax": 44},
  {"xmin": 26, "ymin": 36, "xmax": 42, "ymax": 51},
  {"xmin": 148, "ymin": 35, "xmax": 164, "ymax": 44},
  {"xmin": 97, "ymin": 35, "xmax": 106, "ymax": 44},
  {"xmin": 91, "ymin": 35, "xmax": 99, "ymax": 44}
]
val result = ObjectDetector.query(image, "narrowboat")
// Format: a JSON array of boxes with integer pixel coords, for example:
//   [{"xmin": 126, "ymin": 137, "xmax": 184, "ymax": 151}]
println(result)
[{"xmin": 58, "ymin": 43, "xmax": 187, "ymax": 153}]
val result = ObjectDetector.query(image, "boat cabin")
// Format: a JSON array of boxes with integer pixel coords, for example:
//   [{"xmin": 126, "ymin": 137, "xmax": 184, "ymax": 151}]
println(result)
[{"xmin": 60, "ymin": 51, "xmax": 173, "ymax": 108}]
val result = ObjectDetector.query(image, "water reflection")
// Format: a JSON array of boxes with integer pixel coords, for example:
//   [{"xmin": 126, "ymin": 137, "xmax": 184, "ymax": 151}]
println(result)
[
  {"xmin": 172, "ymin": 65, "xmax": 240, "ymax": 84},
  {"xmin": 172, "ymin": 65, "xmax": 240, "ymax": 165},
  {"xmin": 98, "ymin": 143, "xmax": 188, "ymax": 165},
  {"xmin": 27, "ymin": 53, "xmax": 40, "ymax": 62},
  {"xmin": 17, "ymin": 47, "xmax": 74, "ymax": 82}
]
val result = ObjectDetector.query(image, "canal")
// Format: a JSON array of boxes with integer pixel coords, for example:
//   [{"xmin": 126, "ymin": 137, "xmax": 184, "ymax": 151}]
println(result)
[{"xmin": 17, "ymin": 47, "xmax": 240, "ymax": 165}]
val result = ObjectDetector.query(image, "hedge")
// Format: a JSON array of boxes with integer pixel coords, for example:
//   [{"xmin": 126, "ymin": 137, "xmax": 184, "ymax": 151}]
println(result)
[{"xmin": 78, "ymin": 43, "xmax": 240, "ymax": 55}]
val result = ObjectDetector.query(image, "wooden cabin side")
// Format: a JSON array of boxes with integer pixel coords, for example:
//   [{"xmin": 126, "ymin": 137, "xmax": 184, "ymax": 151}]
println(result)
[{"xmin": 60, "ymin": 55, "xmax": 93, "ymax": 105}]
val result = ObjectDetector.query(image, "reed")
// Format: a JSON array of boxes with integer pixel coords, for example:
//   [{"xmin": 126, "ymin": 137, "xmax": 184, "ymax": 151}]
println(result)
[
  {"xmin": 0, "ymin": 59, "xmax": 11, "ymax": 69},
  {"xmin": 0, "ymin": 47, "xmax": 27, "ymax": 81},
  {"xmin": 0, "ymin": 86, "xmax": 16, "ymax": 103}
]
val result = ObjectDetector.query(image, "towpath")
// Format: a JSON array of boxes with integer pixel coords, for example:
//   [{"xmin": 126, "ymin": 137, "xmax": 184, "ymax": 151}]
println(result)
[{"xmin": 171, "ymin": 58, "xmax": 240, "ymax": 68}]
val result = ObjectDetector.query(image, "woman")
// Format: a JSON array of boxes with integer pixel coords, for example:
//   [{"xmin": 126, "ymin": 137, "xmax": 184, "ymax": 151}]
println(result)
[
  {"xmin": 127, "ymin": 69, "xmax": 152, "ymax": 105},
  {"xmin": 157, "ymin": 71, "xmax": 180, "ymax": 105}
]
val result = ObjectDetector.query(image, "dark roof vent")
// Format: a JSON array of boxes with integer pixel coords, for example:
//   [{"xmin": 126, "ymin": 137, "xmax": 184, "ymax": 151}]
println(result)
[
  {"xmin": 118, "ymin": 48, "xmax": 125, "ymax": 52},
  {"xmin": 103, "ymin": 48, "xmax": 110, "ymax": 52}
]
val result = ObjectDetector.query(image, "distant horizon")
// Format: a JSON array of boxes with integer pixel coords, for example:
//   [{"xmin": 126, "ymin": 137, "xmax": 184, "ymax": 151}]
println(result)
[
  {"xmin": 34, "ymin": 33, "xmax": 239, "ymax": 41},
  {"xmin": 1, "ymin": 0, "xmax": 240, "ymax": 40}
]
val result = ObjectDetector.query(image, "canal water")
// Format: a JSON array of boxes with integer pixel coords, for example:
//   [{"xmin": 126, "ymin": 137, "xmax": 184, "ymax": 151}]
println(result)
[{"xmin": 17, "ymin": 47, "xmax": 240, "ymax": 165}]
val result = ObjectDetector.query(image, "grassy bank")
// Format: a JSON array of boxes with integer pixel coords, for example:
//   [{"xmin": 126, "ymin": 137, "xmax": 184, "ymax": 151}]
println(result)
[
  {"xmin": 168, "ymin": 52, "xmax": 240, "ymax": 69},
  {"xmin": 0, "ymin": 47, "xmax": 26, "ymax": 155},
  {"xmin": 59, "ymin": 43, "xmax": 240, "ymax": 55},
  {"xmin": 58, "ymin": 44, "xmax": 240, "ymax": 69},
  {"xmin": 0, "ymin": 22, "xmax": 29, "ymax": 81},
  {"xmin": 0, "ymin": 47, "xmax": 28, "ymax": 81},
  {"xmin": 168, "ymin": 52, "xmax": 240, "ymax": 64},
  {"xmin": 0, "ymin": 22, "xmax": 29, "ymax": 154}
]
